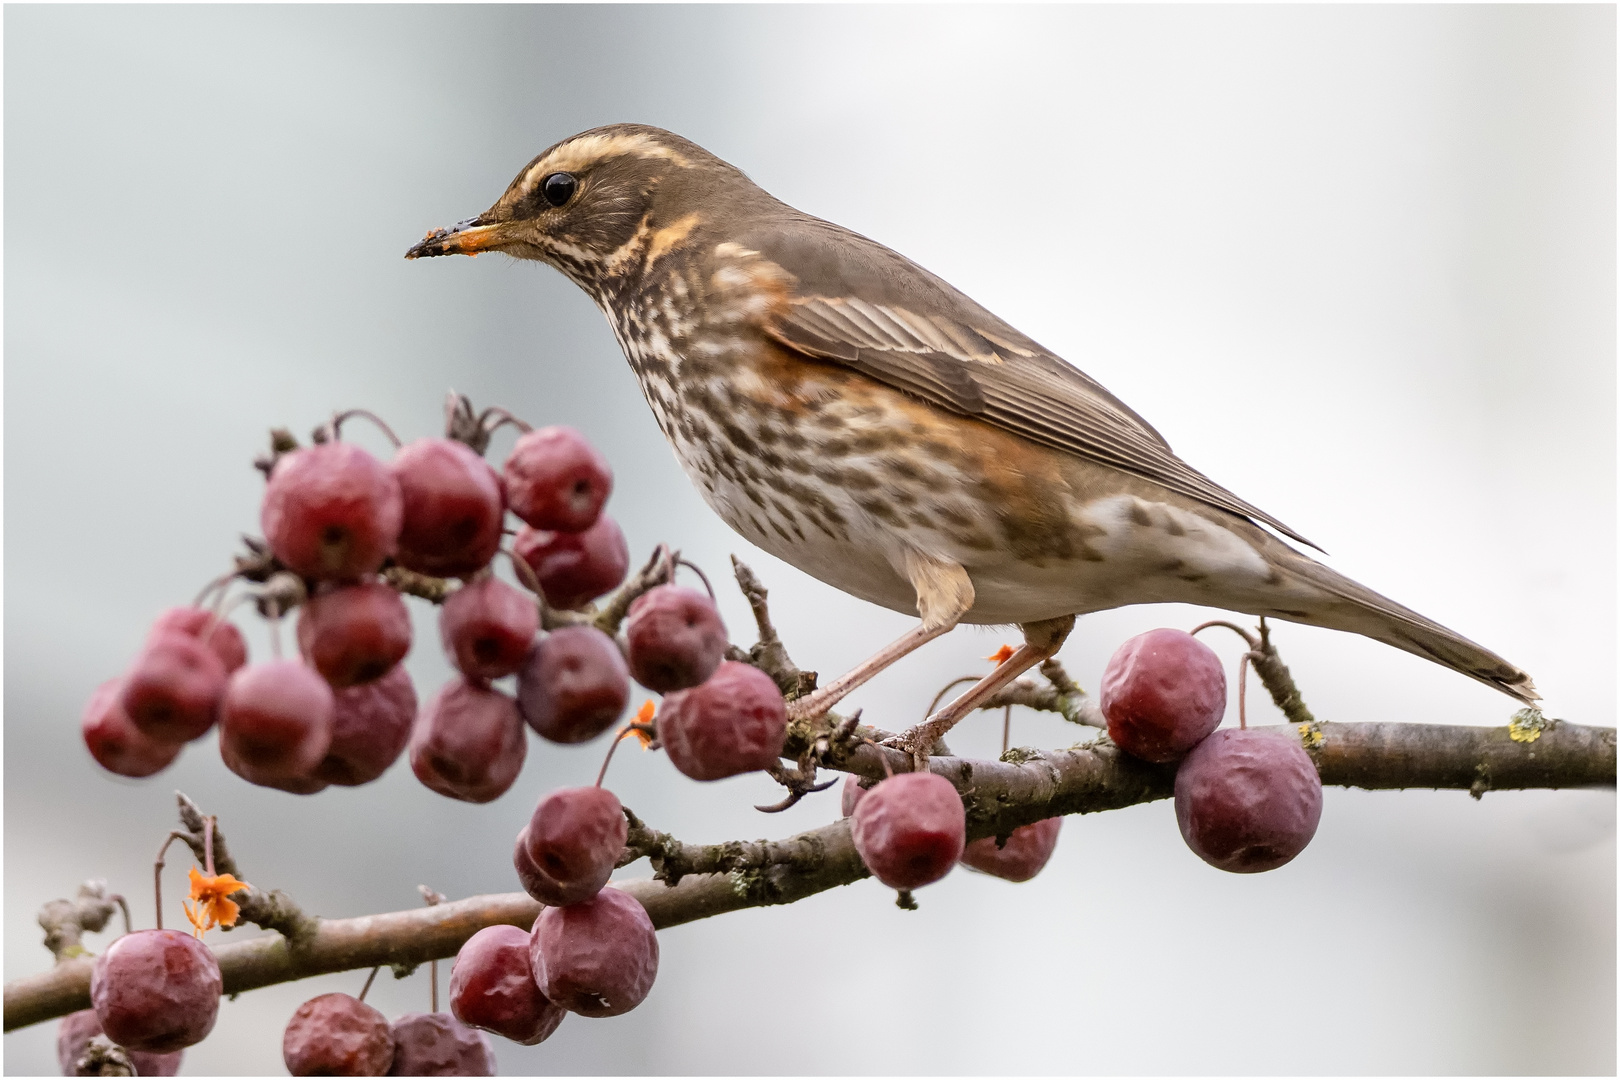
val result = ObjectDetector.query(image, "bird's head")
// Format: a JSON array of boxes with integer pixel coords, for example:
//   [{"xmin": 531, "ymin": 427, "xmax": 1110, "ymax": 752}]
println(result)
[{"xmin": 405, "ymin": 123, "xmax": 758, "ymax": 291}]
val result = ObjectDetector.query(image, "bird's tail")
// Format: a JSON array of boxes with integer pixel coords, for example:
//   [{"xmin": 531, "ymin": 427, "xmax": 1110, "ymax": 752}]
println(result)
[{"xmin": 1249, "ymin": 539, "xmax": 1539, "ymax": 704}]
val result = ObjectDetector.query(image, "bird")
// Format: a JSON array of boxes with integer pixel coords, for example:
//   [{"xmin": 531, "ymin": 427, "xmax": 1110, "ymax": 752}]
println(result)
[{"xmin": 406, "ymin": 123, "xmax": 1535, "ymax": 751}]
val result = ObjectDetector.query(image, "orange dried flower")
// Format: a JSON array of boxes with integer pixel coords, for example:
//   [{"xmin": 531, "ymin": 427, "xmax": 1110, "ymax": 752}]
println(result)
[
  {"xmin": 986, "ymin": 644, "xmax": 1016, "ymax": 666},
  {"xmin": 182, "ymin": 866, "xmax": 249, "ymax": 938},
  {"xmin": 631, "ymin": 700, "xmax": 657, "ymax": 747}
]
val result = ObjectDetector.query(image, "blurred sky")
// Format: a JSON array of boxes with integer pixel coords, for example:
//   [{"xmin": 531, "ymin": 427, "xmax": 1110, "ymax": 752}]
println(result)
[{"xmin": 4, "ymin": 5, "xmax": 1614, "ymax": 1075}]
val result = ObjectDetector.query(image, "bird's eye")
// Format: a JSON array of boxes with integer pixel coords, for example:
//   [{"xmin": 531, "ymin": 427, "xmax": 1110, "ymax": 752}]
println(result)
[{"xmin": 541, "ymin": 172, "xmax": 577, "ymax": 208}]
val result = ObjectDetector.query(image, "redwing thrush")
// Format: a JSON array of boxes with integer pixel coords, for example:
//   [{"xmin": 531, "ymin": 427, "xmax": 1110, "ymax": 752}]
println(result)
[{"xmin": 407, "ymin": 124, "xmax": 1536, "ymax": 746}]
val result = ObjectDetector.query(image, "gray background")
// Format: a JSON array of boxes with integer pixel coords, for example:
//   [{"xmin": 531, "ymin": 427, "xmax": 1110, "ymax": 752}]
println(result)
[{"xmin": 5, "ymin": 5, "xmax": 1614, "ymax": 1074}]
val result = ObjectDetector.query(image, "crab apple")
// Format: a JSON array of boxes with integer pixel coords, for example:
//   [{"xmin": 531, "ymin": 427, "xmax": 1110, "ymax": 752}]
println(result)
[
  {"xmin": 313, "ymin": 664, "xmax": 417, "ymax": 787},
  {"xmin": 282, "ymin": 992, "xmax": 395, "ymax": 1076},
  {"xmin": 439, "ymin": 576, "xmax": 539, "ymax": 681},
  {"xmin": 502, "ymin": 425, "xmax": 613, "ymax": 533},
  {"xmin": 512, "ymin": 515, "xmax": 629, "ymax": 611},
  {"xmin": 386, "ymin": 1013, "xmax": 494, "ymax": 1077},
  {"xmin": 410, "ymin": 678, "xmax": 526, "ymax": 803},
  {"xmin": 851, "ymin": 772, "xmax": 967, "ymax": 890},
  {"xmin": 82, "ymin": 678, "xmax": 182, "ymax": 779},
  {"xmin": 960, "ymin": 817, "xmax": 1063, "ymax": 882},
  {"xmin": 516, "ymin": 626, "xmax": 630, "ymax": 744},
  {"xmin": 261, "ymin": 440, "xmax": 404, "ymax": 580},
  {"xmin": 624, "ymin": 585, "xmax": 728, "ymax": 692},
  {"xmin": 391, "ymin": 437, "xmax": 505, "ymax": 578},
  {"xmin": 297, "ymin": 581, "xmax": 412, "ymax": 687},
  {"xmin": 529, "ymin": 886, "xmax": 658, "ymax": 1018},
  {"xmin": 218, "ymin": 660, "xmax": 335, "ymax": 788},
  {"xmin": 450, "ymin": 924, "xmax": 566, "ymax": 1046},
  {"xmin": 120, "ymin": 632, "xmax": 228, "ymax": 745},
  {"xmin": 1175, "ymin": 727, "xmax": 1324, "ymax": 873},
  {"xmin": 519, "ymin": 786, "xmax": 627, "ymax": 906},
  {"xmin": 1100, "ymin": 628, "xmax": 1227, "ymax": 763},
  {"xmin": 57, "ymin": 1009, "xmax": 183, "ymax": 1076},
  {"xmin": 147, "ymin": 606, "xmax": 248, "ymax": 673},
  {"xmin": 656, "ymin": 660, "xmax": 786, "ymax": 781},
  {"xmin": 221, "ymin": 735, "xmax": 331, "ymax": 794},
  {"xmin": 90, "ymin": 929, "xmax": 221, "ymax": 1053}
]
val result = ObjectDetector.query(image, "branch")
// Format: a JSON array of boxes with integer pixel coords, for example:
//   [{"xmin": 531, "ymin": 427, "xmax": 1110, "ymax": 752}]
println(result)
[{"xmin": 8, "ymin": 717, "xmax": 1610, "ymax": 1033}]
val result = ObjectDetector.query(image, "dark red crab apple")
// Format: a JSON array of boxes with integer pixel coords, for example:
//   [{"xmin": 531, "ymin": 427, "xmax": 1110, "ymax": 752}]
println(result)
[
  {"xmin": 1175, "ymin": 727, "xmax": 1323, "ymax": 873},
  {"xmin": 516, "ymin": 625, "xmax": 630, "ymax": 744},
  {"xmin": 410, "ymin": 678, "xmax": 527, "ymax": 803},
  {"xmin": 57, "ymin": 1008, "xmax": 184, "ymax": 1076},
  {"xmin": 90, "ymin": 929, "xmax": 221, "ymax": 1053},
  {"xmin": 517, "ymin": 786, "xmax": 627, "ymax": 906},
  {"xmin": 297, "ymin": 581, "xmax": 412, "ymax": 688},
  {"xmin": 851, "ymin": 772, "xmax": 967, "ymax": 890},
  {"xmin": 217, "ymin": 660, "xmax": 335, "ymax": 788},
  {"xmin": 450, "ymin": 923, "xmax": 566, "ymax": 1046},
  {"xmin": 261, "ymin": 440, "xmax": 403, "ymax": 581},
  {"xmin": 502, "ymin": 425, "xmax": 613, "ymax": 533},
  {"xmin": 512, "ymin": 516, "xmax": 630, "ymax": 611},
  {"xmin": 120, "ymin": 632, "xmax": 228, "ymax": 744},
  {"xmin": 1100, "ymin": 628, "xmax": 1227, "ymax": 763},
  {"xmin": 282, "ymin": 992, "xmax": 395, "ymax": 1076},
  {"xmin": 391, "ymin": 436, "xmax": 505, "ymax": 577},
  {"xmin": 82, "ymin": 678, "xmax": 183, "ymax": 779},
  {"xmin": 529, "ymin": 886, "xmax": 658, "ymax": 1018},
  {"xmin": 386, "ymin": 1012, "xmax": 494, "ymax": 1076},
  {"xmin": 439, "ymin": 576, "xmax": 539, "ymax": 681},
  {"xmin": 624, "ymin": 585, "xmax": 727, "ymax": 692},
  {"xmin": 656, "ymin": 660, "xmax": 786, "ymax": 781},
  {"xmin": 960, "ymin": 817, "xmax": 1063, "ymax": 882},
  {"xmin": 313, "ymin": 664, "xmax": 417, "ymax": 787},
  {"xmin": 147, "ymin": 606, "xmax": 248, "ymax": 673}
]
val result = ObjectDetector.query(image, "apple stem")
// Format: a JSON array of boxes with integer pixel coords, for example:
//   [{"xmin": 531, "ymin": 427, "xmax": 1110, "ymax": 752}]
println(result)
[
  {"xmin": 152, "ymin": 830, "xmax": 190, "ymax": 931},
  {"xmin": 203, "ymin": 816, "xmax": 216, "ymax": 877},
  {"xmin": 268, "ymin": 610, "xmax": 283, "ymax": 660},
  {"xmin": 674, "ymin": 556, "xmax": 717, "ymax": 602},
  {"xmin": 1189, "ymin": 619, "xmax": 1259, "ymax": 650},
  {"xmin": 1002, "ymin": 705, "xmax": 1012, "ymax": 756},
  {"xmin": 326, "ymin": 408, "xmax": 403, "ymax": 449},
  {"xmin": 477, "ymin": 405, "xmax": 533, "ymax": 437},
  {"xmin": 596, "ymin": 724, "xmax": 638, "ymax": 787},
  {"xmin": 418, "ymin": 887, "xmax": 445, "ymax": 1012},
  {"xmin": 191, "ymin": 568, "xmax": 239, "ymax": 610},
  {"xmin": 357, "ymin": 966, "xmax": 380, "ymax": 1003},
  {"xmin": 924, "ymin": 676, "xmax": 979, "ymax": 722},
  {"xmin": 1238, "ymin": 652, "xmax": 1252, "ymax": 730}
]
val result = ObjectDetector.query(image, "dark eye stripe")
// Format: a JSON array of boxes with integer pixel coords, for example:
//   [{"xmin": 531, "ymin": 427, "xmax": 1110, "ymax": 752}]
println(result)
[{"xmin": 542, "ymin": 173, "xmax": 577, "ymax": 208}]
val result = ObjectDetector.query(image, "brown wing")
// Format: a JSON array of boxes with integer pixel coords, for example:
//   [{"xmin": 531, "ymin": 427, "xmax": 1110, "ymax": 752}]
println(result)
[{"xmin": 744, "ymin": 213, "xmax": 1320, "ymax": 550}]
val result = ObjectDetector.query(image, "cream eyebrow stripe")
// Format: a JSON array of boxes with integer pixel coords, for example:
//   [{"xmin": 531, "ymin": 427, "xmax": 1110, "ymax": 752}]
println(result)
[{"xmin": 521, "ymin": 133, "xmax": 694, "ymax": 192}]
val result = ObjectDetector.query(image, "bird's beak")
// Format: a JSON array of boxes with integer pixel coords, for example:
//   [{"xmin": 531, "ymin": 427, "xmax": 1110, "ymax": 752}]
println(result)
[{"xmin": 404, "ymin": 215, "xmax": 511, "ymax": 259}]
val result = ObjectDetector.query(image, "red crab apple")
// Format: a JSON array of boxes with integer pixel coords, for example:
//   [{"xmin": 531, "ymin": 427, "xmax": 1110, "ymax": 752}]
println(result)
[
  {"xmin": 502, "ymin": 425, "xmax": 613, "ymax": 533},
  {"xmin": 960, "ymin": 817, "xmax": 1063, "ymax": 882},
  {"xmin": 386, "ymin": 1013, "xmax": 494, "ymax": 1076},
  {"xmin": 450, "ymin": 923, "xmax": 566, "ymax": 1046},
  {"xmin": 1100, "ymin": 628, "xmax": 1226, "ymax": 763},
  {"xmin": 120, "ymin": 632, "xmax": 228, "ymax": 744},
  {"xmin": 516, "ymin": 626, "xmax": 630, "ymax": 744},
  {"xmin": 147, "ymin": 606, "xmax": 248, "ymax": 673},
  {"xmin": 517, "ymin": 786, "xmax": 627, "ymax": 906},
  {"xmin": 529, "ymin": 886, "xmax": 658, "ymax": 1018},
  {"xmin": 512, "ymin": 516, "xmax": 629, "ymax": 611},
  {"xmin": 297, "ymin": 581, "xmax": 412, "ymax": 688},
  {"xmin": 623, "ymin": 585, "xmax": 727, "ymax": 692},
  {"xmin": 410, "ymin": 678, "xmax": 526, "ymax": 803},
  {"xmin": 82, "ymin": 678, "xmax": 183, "ymax": 779},
  {"xmin": 1175, "ymin": 727, "xmax": 1323, "ymax": 873},
  {"xmin": 261, "ymin": 440, "xmax": 403, "ymax": 581},
  {"xmin": 391, "ymin": 437, "xmax": 505, "ymax": 577},
  {"xmin": 217, "ymin": 660, "xmax": 335, "ymax": 788},
  {"xmin": 850, "ymin": 772, "xmax": 966, "ymax": 890},
  {"xmin": 656, "ymin": 661, "xmax": 786, "ymax": 781},
  {"xmin": 90, "ymin": 930, "xmax": 221, "ymax": 1053},
  {"xmin": 313, "ymin": 664, "xmax": 417, "ymax": 787},
  {"xmin": 56, "ymin": 1009, "xmax": 183, "ymax": 1076},
  {"xmin": 439, "ymin": 576, "xmax": 539, "ymax": 681},
  {"xmin": 282, "ymin": 992, "xmax": 395, "ymax": 1076}
]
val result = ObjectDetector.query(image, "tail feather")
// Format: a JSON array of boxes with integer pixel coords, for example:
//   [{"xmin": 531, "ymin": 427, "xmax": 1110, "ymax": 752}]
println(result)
[{"xmin": 1266, "ymin": 548, "xmax": 1539, "ymax": 704}]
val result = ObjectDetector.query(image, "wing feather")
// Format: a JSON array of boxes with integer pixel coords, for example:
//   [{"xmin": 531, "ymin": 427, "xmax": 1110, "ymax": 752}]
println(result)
[{"xmin": 742, "ymin": 216, "xmax": 1318, "ymax": 549}]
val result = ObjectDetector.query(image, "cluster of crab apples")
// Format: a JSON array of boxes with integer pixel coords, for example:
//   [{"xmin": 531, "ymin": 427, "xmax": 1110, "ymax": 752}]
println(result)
[
  {"xmin": 66, "ymin": 397, "xmax": 1325, "ymax": 1073},
  {"xmin": 839, "ymin": 627, "xmax": 1325, "ymax": 900}
]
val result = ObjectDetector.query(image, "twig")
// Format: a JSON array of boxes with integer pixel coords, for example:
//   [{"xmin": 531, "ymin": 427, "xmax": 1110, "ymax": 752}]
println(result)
[
  {"xmin": 37, "ymin": 882, "xmax": 129, "ymax": 964},
  {"xmin": 7, "ymin": 719, "xmax": 1612, "ymax": 1033},
  {"xmin": 729, "ymin": 557, "xmax": 818, "ymax": 700}
]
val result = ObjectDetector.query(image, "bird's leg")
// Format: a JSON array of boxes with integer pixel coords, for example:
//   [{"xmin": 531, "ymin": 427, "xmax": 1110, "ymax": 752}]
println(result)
[
  {"xmin": 785, "ymin": 551, "xmax": 973, "ymax": 723},
  {"xmin": 894, "ymin": 614, "xmax": 1075, "ymax": 764}
]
